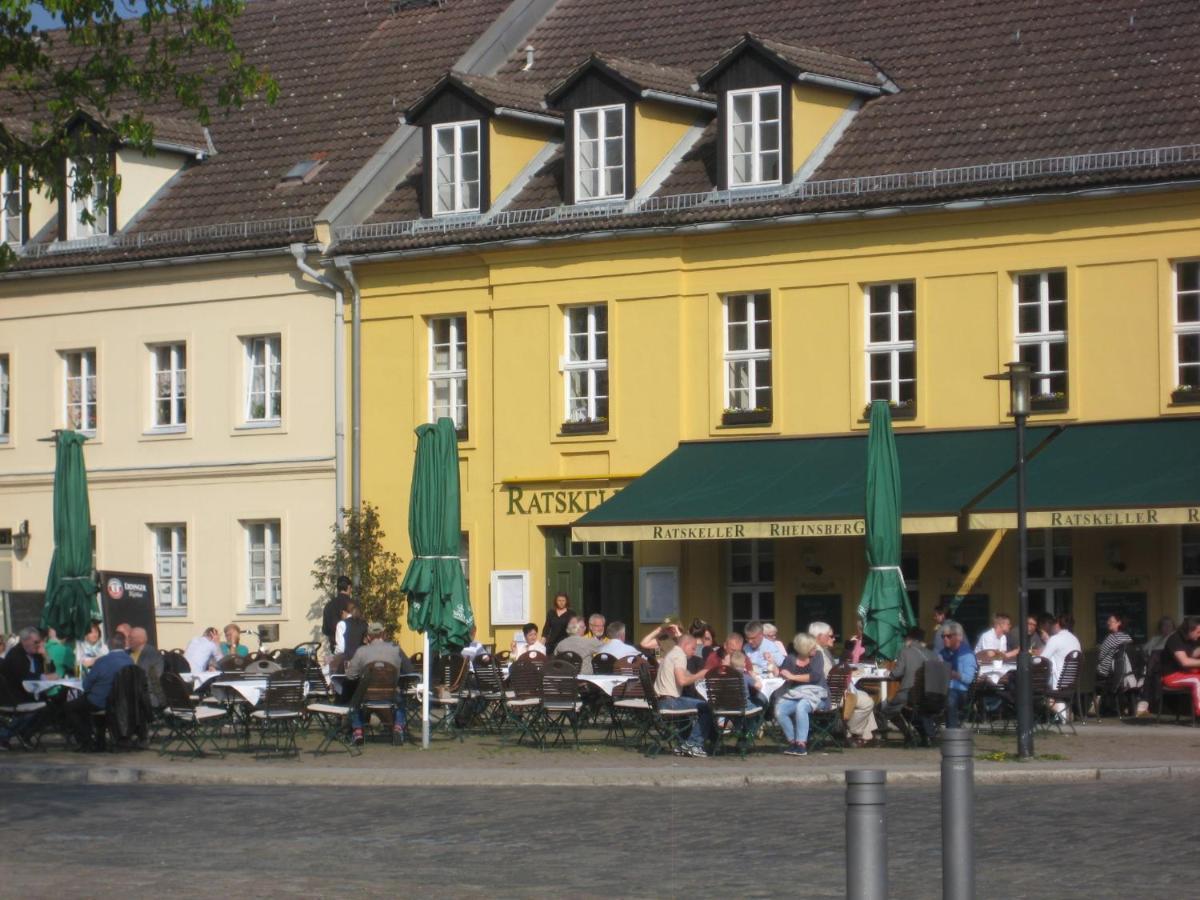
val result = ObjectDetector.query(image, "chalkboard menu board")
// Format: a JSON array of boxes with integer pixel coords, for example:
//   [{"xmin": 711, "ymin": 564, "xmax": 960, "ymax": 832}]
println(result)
[
  {"xmin": 2, "ymin": 591, "xmax": 45, "ymax": 633},
  {"xmin": 1094, "ymin": 592, "xmax": 1148, "ymax": 645},
  {"xmin": 943, "ymin": 593, "xmax": 990, "ymax": 648},
  {"xmin": 795, "ymin": 594, "xmax": 843, "ymax": 634}
]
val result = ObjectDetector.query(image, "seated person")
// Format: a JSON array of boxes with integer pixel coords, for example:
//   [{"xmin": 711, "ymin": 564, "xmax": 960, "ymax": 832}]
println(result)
[
  {"xmin": 1096, "ymin": 613, "xmax": 1133, "ymax": 681},
  {"xmin": 75, "ymin": 621, "xmax": 109, "ymax": 671},
  {"xmin": 974, "ymin": 612, "xmax": 1019, "ymax": 661},
  {"xmin": 587, "ymin": 614, "xmax": 607, "ymax": 642},
  {"xmin": 597, "ymin": 621, "xmax": 641, "ymax": 660},
  {"xmin": 510, "ymin": 623, "xmax": 546, "ymax": 659},
  {"xmin": 1157, "ymin": 616, "xmax": 1200, "ymax": 720},
  {"xmin": 774, "ymin": 633, "xmax": 828, "ymax": 757},
  {"xmin": 128, "ymin": 627, "xmax": 166, "ymax": 709},
  {"xmin": 1025, "ymin": 614, "xmax": 1046, "ymax": 655},
  {"xmin": 0, "ymin": 627, "xmax": 53, "ymax": 748},
  {"xmin": 553, "ymin": 617, "xmax": 600, "ymax": 673},
  {"xmin": 761, "ymin": 623, "xmax": 788, "ymax": 659},
  {"xmin": 881, "ymin": 627, "xmax": 935, "ymax": 739},
  {"xmin": 43, "ymin": 627, "xmax": 76, "ymax": 678},
  {"xmin": 460, "ymin": 624, "xmax": 486, "ymax": 668},
  {"xmin": 639, "ymin": 619, "xmax": 682, "ymax": 657},
  {"xmin": 725, "ymin": 649, "xmax": 762, "ymax": 700},
  {"xmin": 344, "ymin": 622, "xmax": 415, "ymax": 745},
  {"xmin": 938, "ymin": 622, "xmax": 977, "ymax": 729},
  {"xmin": 744, "ymin": 620, "xmax": 786, "ymax": 674},
  {"xmin": 810, "ymin": 621, "xmax": 877, "ymax": 745},
  {"xmin": 185, "ymin": 627, "xmax": 223, "ymax": 674},
  {"xmin": 652, "ymin": 633, "xmax": 712, "ymax": 758},
  {"xmin": 221, "ymin": 623, "xmax": 250, "ymax": 658},
  {"xmin": 704, "ymin": 632, "xmax": 743, "ymax": 671},
  {"xmin": 63, "ymin": 631, "xmax": 134, "ymax": 752}
]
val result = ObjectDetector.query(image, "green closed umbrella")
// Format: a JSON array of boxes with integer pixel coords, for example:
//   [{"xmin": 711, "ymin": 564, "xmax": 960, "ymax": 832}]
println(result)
[
  {"xmin": 400, "ymin": 418, "xmax": 473, "ymax": 747},
  {"xmin": 40, "ymin": 431, "xmax": 100, "ymax": 642},
  {"xmin": 856, "ymin": 401, "xmax": 916, "ymax": 662}
]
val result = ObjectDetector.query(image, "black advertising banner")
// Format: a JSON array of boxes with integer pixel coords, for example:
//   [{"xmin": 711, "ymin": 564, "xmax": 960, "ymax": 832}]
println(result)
[{"xmin": 98, "ymin": 571, "xmax": 157, "ymax": 646}]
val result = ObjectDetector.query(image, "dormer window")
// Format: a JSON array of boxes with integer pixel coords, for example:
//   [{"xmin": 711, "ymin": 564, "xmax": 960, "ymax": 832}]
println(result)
[
  {"xmin": 433, "ymin": 121, "xmax": 481, "ymax": 215},
  {"xmin": 2, "ymin": 165, "xmax": 22, "ymax": 245},
  {"xmin": 66, "ymin": 157, "xmax": 110, "ymax": 240},
  {"xmin": 575, "ymin": 106, "xmax": 625, "ymax": 201},
  {"xmin": 728, "ymin": 87, "xmax": 781, "ymax": 188}
]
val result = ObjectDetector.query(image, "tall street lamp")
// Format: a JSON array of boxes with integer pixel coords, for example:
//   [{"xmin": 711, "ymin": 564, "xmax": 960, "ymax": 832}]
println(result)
[{"xmin": 986, "ymin": 360, "xmax": 1035, "ymax": 759}]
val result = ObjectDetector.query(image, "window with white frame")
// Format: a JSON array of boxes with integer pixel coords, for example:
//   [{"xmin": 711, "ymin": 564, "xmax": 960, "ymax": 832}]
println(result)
[
  {"xmin": 575, "ymin": 105, "xmax": 625, "ymax": 201},
  {"xmin": 0, "ymin": 354, "xmax": 9, "ymax": 441},
  {"xmin": 243, "ymin": 335, "xmax": 281, "ymax": 423},
  {"xmin": 1175, "ymin": 261, "xmax": 1200, "ymax": 391},
  {"xmin": 2, "ymin": 164, "xmax": 21, "ymax": 245},
  {"xmin": 433, "ymin": 121, "xmax": 481, "ymax": 215},
  {"xmin": 62, "ymin": 349, "xmax": 97, "ymax": 432},
  {"xmin": 729, "ymin": 539, "xmax": 774, "ymax": 635},
  {"xmin": 1026, "ymin": 528, "xmax": 1072, "ymax": 616},
  {"xmin": 1015, "ymin": 271, "xmax": 1068, "ymax": 401},
  {"xmin": 866, "ymin": 281, "xmax": 916, "ymax": 407},
  {"xmin": 152, "ymin": 524, "xmax": 187, "ymax": 612},
  {"xmin": 724, "ymin": 292, "xmax": 771, "ymax": 412},
  {"xmin": 150, "ymin": 343, "xmax": 187, "ymax": 429},
  {"xmin": 563, "ymin": 304, "xmax": 608, "ymax": 424},
  {"xmin": 728, "ymin": 86, "xmax": 781, "ymax": 188},
  {"xmin": 244, "ymin": 519, "xmax": 281, "ymax": 609},
  {"xmin": 1182, "ymin": 526, "xmax": 1200, "ymax": 617},
  {"xmin": 429, "ymin": 315, "xmax": 467, "ymax": 432},
  {"xmin": 66, "ymin": 158, "xmax": 109, "ymax": 240}
]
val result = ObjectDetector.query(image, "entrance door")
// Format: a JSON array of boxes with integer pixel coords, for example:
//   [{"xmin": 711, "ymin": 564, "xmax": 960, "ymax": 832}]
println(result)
[{"xmin": 544, "ymin": 528, "xmax": 633, "ymax": 627}]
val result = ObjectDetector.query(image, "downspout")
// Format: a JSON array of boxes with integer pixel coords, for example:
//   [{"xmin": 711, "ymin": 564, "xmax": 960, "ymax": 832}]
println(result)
[
  {"xmin": 335, "ymin": 257, "xmax": 363, "ymax": 514},
  {"xmin": 290, "ymin": 244, "xmax": 346, "ymax": 533}
]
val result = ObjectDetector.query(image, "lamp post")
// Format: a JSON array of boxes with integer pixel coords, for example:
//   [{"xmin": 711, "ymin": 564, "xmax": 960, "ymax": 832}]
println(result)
[{"xmin": 986, "ymin": 360, "xmax": 1035, "ymax": 759}]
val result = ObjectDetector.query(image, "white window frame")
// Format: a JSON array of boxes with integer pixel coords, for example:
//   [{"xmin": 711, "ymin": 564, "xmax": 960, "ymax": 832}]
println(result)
[
  {"xmin": 723, "ymin": 292, "xmax": 771, "ymax": 411},
  {"xmin": 62, "ymin": 348, "xmax": 97, "ymax": 433},
  {"xmin": 432, "ymin": 120, "xmax": 481, "ymax": 216},
  {"xmin": 152, "ymin": 524, "xmax": 188, "ymax": 613},
  {"xmin": 243, "ymin": 335, "xmax": 282, "ymax": 424},
  {"xmin": 727, "ymin": 86, "xmax": 782, "ymax": 188},
  {"xmin": 574, "ymin": 105, "xmax": 625, "ymax": 202},
  {"xmin": 727, "ymin": 539, "xmax": 775, "ymax": 634},
  {"xmin": 1014, "ymin": 270, "xmax": 1068, "ymax": 399},
  {"xmin": 66, "ymin": 157, "xmax": 109, "ymax": 240},
  {"xmin": 149, "ymin": 342, "xmax": 187, "ymax": 430},
  {"xmin": 2, "ymin": 164, "xmax": 22, "ymax": 245},
  {"xmin": 0, "ymin": 353, "xmax": 9, "ymax": 442},
  {"xmin": 428, "ymin": 315, "xmax": 467, "ymax": 432},
  {"xmin": 1174, "ymin": 260, "xmax": 1200, "ymax": 390},
  {"xmin": 865, "ymin": 281, "xmax": 916, "ymax": 405},
  {"xmin": 1182, "ymin": 526, "xmax": 1200, "ymax": 617},
  {"xmin": 1027, "ymin": 528, "xmax": 1072, "ymax": 616},
  {"xmin": 562, "ymin": 303, "xmax": 608, "ymax": 424},
  {"xmin": 243, "ymin": 519, "xmax": 282, "ymax": 611}
]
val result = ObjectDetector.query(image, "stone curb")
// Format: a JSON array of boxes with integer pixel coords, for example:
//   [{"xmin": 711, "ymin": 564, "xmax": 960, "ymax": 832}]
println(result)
[{"xmin": 2, "ymin": 760, "xmax": 1199, "ymax": 789}]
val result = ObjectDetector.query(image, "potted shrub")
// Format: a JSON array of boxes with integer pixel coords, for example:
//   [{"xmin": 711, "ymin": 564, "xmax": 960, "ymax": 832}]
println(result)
[
  {"xmin": 861, "ymin": 399, "xmax": 916, "ymax": 421},
  {"xmin": 721, "ymin": 406, "xmax": 772, "ymax": 426},
  {"xmin": 1030, "ymin": 391, "xmax": 1068, "ymax": 413},
  {"xmin": 1171, "ymin": 384, "xmax": 1200, "ymax": 405},
  {"xmin": 560, "ymin": 416, "xmax": 608, "ymax": 435}
]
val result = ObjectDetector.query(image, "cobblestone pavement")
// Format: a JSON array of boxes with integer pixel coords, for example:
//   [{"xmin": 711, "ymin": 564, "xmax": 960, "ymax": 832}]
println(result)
[{"xmin": 0, "ymin": 780, "xmax": 1177, "ymax": 898}]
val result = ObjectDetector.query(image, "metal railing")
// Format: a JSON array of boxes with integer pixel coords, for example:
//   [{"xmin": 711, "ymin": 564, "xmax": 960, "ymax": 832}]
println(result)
[
  {"xmin": 336, "ymin": 142, "xmax": 1200, "ymax": 244},
  {"xmin": 21, "ymin": 215, "xmax": 315, "ymax": 259}
]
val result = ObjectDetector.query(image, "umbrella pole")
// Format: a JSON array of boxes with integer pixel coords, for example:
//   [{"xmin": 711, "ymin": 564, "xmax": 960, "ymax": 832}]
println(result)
[{"xmin": 422, "ymin": 631, "xmax": 431, "ymax": 749}]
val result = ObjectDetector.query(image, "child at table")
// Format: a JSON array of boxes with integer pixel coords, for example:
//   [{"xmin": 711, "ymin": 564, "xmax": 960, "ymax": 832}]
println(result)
[{"xmin": 727, "ymin": 650, "xmax": 762, "ymax": 697}]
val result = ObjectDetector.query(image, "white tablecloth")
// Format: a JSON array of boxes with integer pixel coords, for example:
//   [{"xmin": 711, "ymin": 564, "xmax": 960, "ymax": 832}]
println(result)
[
  {"xmin": 210, "ymin": 678, "xmax": 270, "ymax": 706},
  {"xmin": 576, "ymin": 673, "xmax": 634, "ymax": 696},
  {"xmin": 981, "ymin": 662, "xmax": 1017, "ymax": 685},
  {"xmin": 181, "ymin": 671, "xmax": 222, "ymax": 687},
  {"xmin": 22, "ymin": 678, "xmax": 82, "ymax": 697},
  {"xmin": 697, "ymin": 675, "xmax": 783, "ymax": 701}
]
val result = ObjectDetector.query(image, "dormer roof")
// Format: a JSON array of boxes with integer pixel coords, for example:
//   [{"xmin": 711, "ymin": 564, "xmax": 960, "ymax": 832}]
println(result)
[
  {"xmin": 697, "ymin": 33, "xmax": 891, "ymax": 96},
  {"xmin": 405, "ymin": 71, "xmax": 562, "ymax": 126},
  {"xmin": 547, "ymin": 54, "xmax": 715, "ymax": 109}
]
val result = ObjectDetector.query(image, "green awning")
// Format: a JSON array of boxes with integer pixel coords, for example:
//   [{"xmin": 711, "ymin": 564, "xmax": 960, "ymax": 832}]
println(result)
[
  {"xmin": 966, "ymin": 417, "xmax": 1200, "ymax": 529},
  {"xmin": 572, "ymin": 425, "xmax": 1056, "ymax": 542}
]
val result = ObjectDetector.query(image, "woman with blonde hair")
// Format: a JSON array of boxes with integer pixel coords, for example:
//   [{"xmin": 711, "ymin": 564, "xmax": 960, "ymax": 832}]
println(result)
[{"xmin": 774, "ymin": 632, "xmax": 829, "ymax": 757}]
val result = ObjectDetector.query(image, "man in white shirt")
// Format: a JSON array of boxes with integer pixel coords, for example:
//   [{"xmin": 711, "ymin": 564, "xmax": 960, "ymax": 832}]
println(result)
[
  {"xmin": 184, "ymin": 627, "xmax": 222, "ymax": 674},
  {"xmin": 596, "ymin": 621, "xmax": 640, "ymax": 659},
  {"xmin": 1038, "ymin": 613, "xmax": 1082, "ymax": 691},
  {"xmin": 974, "ymin": 613, "xmax": 1018, "ymax": 659}
]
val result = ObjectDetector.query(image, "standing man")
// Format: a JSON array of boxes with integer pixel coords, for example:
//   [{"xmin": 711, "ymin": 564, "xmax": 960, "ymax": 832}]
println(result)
[
  {"xmin": 323, "ymin": 576, "xmax": 353, "ymax": 653},
  {"xmin": 938, "ymin": 622, "xmax": 977, "ymax": 729},
  {"xmin": 542, "ymin": 592, "xmax": 576, "ymax": 656}
]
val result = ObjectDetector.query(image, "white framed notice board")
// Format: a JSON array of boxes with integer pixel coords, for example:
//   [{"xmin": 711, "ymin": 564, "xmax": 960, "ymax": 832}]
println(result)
[{"xmin": 490, "ymin": 570, "xmax": 531, "ymax": 625}]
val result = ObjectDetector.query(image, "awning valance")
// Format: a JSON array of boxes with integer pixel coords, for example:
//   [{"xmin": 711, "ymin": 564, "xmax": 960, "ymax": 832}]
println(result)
[
  {"xmin": 965, "ymin": 417, "xmax": 1200, "ymax": 529},
  {"xmin": 571, "ymin": 426, "xmax": 1057, "ymax": 542}
]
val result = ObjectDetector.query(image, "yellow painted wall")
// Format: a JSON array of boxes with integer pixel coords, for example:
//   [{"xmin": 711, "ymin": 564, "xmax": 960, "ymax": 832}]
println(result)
[
  {"xmin": 633, "ymin": 101, "xmax": 699, "ymax": 188},
  {"xmin": 115, "ymin": 148, "xmax": 185, "ymax": 230},
  {"xmin": 357, "ymin": 187, "xmax": 1200, "ymax": 647},
  {"xmin": 488, "ymin": 118, "xmax": 554, "ymax": 206},
  {"xmin": 791, "ymin": 84, "xmax": 856, "ymax": 175}
]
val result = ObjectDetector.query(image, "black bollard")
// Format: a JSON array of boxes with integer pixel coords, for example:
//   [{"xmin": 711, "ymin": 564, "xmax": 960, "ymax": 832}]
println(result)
[
  {"xmin": 940, "ymin": 728, "xmax": 975, "ymax": 900},
  {"xmin": 845, "ymin": 769, "xmax": 888, "ymax": 900}
]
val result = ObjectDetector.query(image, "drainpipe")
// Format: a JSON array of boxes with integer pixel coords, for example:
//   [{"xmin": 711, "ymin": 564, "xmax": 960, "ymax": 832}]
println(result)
[
  {"xmin": 290, "ymin": 244, "xmax": 346, "ymax": 533},
  {"xmin": 335, "ymin": 257, "xmax": 363, "ymax": 514}
]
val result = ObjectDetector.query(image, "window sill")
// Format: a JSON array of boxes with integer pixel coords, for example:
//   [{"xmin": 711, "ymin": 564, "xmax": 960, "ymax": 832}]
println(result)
[
  {"xmin": 1029, "ymin": 397, "xmax": 1069, "ymax": 414},
  {"xmin": 721, "ymin": 410, "xmax": 773, "ymax": 427},
  {"xmin": 858, "ymin": 403, "xmax": 917, "ymax": 423},
  {"xmin": 155, "ymin": 608, "xmax": 189, "ymax": 618},
  {"xmin": 239, "ymin": 607, "xmax": 283, "ymax": 617},
  {"xmin": 559, "ymin": 421, "xmax": 609, "ymax": 436},
  {"xmin": 1169, "ymin": 389, "xmax": 1200, "ymax": 406},
  {"xmin": 0, "ymin": 437, "xmax": 11, "ymax": 449},
  {"xmin": 141, "ymin": 426, "xmax": 189, "ymax": 441},
  {"xmin": 233, "ymin": 420, "xmax": 284, "ymax": 435}
]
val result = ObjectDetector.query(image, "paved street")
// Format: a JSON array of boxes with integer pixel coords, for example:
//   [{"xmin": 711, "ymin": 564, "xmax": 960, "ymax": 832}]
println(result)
[{"xmin": 0, "ymin": 780, "xmax": 1178, "ymax": 898}]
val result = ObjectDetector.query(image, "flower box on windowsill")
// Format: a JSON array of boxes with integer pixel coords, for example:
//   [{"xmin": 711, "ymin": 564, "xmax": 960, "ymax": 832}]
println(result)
[
  {"xmin": 1030, "ymin": 394, "xmax": 1069, "ymax": 414},
  {"xmin": 721, "ymin": 408, "xmax": 772, "ymax": 427},
  {"xmin": 860, "ymin": 401, "xmax": 917, "ymax": 422},
  {"xmin": 560, "ymin": 419, "xmax": 608, "ymax": 436},
  {"xmin": 1170, "ymin": 387, "xmax": 1200, "ymax": 406},
  {"xmin": 455, "ymin": 427, "xmax": 469, "ymax": 442}
]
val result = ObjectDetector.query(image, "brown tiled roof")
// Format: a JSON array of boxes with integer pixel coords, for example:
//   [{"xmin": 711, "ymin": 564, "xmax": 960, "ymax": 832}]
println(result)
[
  {"xmin": 744, "ymin": 34, "xmax": 882, "ymax": 89},
  {"xmin": 547, "ymin": 54, "xmax": 709, "ymax": 103},
  {"xmin": 449, "ymin": 72, "xmax": 558, "ymax": 117}
]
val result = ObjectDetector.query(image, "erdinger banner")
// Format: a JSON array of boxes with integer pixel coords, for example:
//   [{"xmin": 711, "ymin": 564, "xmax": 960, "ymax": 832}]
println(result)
[{"xmin": 98, "ymin": 570, "xmax": 157, "ymax": 646}]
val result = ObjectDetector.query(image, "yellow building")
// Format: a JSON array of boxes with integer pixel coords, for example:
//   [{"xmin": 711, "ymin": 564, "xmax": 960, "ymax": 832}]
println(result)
[{"xmin": 331, "ymin": 15, "xmax": 1200, "ymax": 655}]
